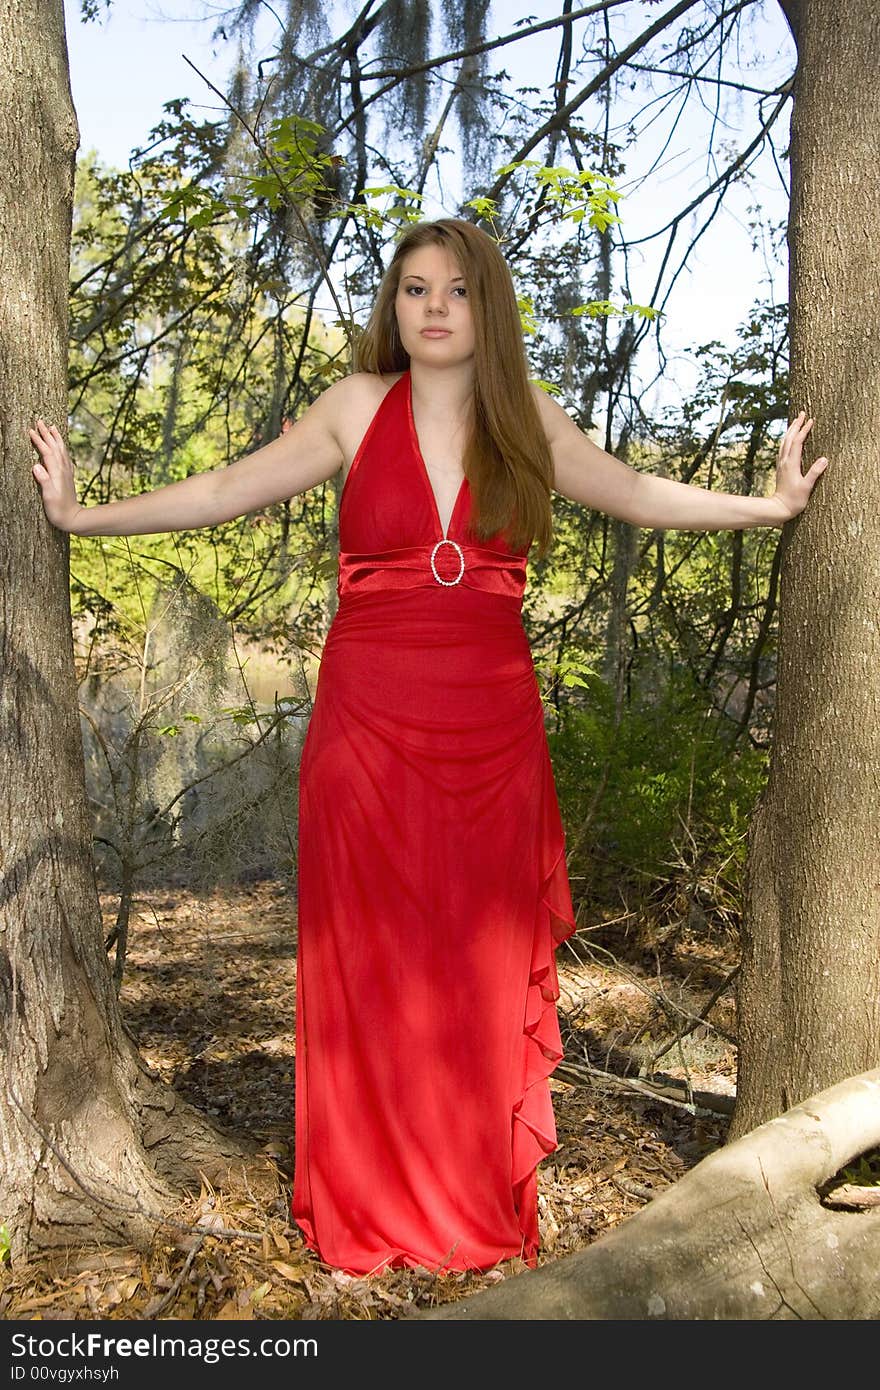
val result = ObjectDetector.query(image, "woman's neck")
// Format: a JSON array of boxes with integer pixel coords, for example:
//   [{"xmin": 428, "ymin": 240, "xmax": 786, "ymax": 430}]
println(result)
[{"xmin": 408, "ymin": 359, "xmax": 474, "ymax": 423}]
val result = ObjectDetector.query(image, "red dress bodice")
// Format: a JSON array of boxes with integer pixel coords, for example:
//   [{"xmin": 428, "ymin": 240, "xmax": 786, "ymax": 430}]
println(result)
[{"xmin": 337, "ymin": 371, "xmax": 530, "ymax": 600}]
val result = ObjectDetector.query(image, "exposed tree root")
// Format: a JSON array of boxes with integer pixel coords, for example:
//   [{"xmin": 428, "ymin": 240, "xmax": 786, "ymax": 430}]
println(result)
[{"xmin": 415, "ymin": 1069, "xmax": 880, "ymax": 1319}]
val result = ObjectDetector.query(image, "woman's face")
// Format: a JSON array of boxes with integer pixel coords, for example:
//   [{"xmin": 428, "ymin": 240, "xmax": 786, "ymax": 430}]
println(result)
[{"xmin": 394, "ymin": 242, "xmax": 475, "ymax": 369}]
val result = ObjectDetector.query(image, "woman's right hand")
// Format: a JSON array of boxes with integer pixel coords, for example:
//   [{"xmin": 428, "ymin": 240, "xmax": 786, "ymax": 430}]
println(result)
[{"xmin": 30, "ymin": 419, "xmax": 84, "ymax": 533}]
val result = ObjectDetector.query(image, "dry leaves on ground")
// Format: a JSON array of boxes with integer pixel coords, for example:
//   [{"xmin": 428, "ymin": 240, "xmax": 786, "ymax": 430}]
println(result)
[{"xmin": 0, "ymin": 879, "xmax": 737, "ymax": 1320}]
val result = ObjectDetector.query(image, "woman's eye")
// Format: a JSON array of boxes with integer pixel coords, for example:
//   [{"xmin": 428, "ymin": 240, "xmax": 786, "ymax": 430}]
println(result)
[{"xmin": 402, "ymin": 285, "xmax": 466, "ymax": 297}]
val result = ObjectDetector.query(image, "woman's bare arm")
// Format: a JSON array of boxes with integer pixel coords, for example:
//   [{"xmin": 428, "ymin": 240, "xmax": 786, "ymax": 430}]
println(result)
[
  {"xmin": 533, "ymin": 387, "xmax": 830, "ymax": 530},
  {"xmin": 30, "ymin": 378, "xmax": 352, "ymax": 537}
]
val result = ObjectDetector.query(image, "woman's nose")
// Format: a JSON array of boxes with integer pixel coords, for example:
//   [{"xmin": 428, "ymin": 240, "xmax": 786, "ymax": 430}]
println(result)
[{"xmin": 425, "ymin": 291, "xmax": 448, "ymax": 314}]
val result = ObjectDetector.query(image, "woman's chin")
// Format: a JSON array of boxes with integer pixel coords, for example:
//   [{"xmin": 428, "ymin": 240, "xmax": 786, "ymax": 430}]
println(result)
[{"xmin": 405, "ymin": 342, "xmax": 475, "ymax": 370}]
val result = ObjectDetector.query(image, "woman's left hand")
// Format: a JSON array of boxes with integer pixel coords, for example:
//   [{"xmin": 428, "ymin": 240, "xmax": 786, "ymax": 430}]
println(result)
[{"xmin": 770, "ymin": 412, "xmax": 830, "ymax": 521}]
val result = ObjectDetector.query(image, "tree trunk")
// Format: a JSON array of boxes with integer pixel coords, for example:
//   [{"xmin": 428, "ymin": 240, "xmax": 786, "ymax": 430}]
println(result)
[
  {"xmin": 415, "ymin": 1070, "xmax": 880, "ymax": 1320},
  {"xmin": 732, "ymin": 0, "xmax": 880, "ymax": 1137},
  {"xmin": 601, "ymin": 435, "xmax": 637, "ymax": 698},
  {"xmin": 0, "ymin": 0, "xmax": 258, "ymax": 1263}
]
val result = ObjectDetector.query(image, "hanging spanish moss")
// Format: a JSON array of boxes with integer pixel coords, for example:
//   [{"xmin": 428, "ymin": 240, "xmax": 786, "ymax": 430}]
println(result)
[
  {"xmin": 439, "ymin": 0, "xmax": 492, "ymax": 188},
  {"xmin": 379, "ymin": 0, "xmax": 434, "ymax": 141}
]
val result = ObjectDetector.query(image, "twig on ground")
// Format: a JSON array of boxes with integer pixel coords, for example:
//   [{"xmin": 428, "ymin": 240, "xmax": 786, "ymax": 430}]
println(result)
[
  {"xmin": 144, "ymin": 1235, "xmax": 206, "ymax": 1319},
  {"xmin": 555, "ymin": 1057, "xmax": 735, "ymax": 1116}
]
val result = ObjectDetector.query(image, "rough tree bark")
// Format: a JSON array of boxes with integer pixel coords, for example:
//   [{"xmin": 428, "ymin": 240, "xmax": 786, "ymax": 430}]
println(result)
[
  {"xmin": 416, "ymin": 1070, "xmax": 880, "ymax": 1319},
  {"xmin": 732, "ymin": 0, "xmax": 880, "ymax": 1136},
  {"xmin": 0, "ymin": 0, "xmax": 261, "ymax": 1263}
]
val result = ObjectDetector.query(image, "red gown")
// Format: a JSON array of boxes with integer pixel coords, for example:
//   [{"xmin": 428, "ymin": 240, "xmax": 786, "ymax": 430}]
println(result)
[{"xmin": 292, "ymin": 371, "xmax": 576, "ymax": 1274}]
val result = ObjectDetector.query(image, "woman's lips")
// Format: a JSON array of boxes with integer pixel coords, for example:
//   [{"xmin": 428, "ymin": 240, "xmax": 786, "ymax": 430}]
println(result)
[{"xmin": 421, "ymin": 328, "xmax": 451, "ymax": 337}]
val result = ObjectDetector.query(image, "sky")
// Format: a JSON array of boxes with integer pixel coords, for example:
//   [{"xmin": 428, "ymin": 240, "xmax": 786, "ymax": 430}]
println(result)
[
  {"xmin": 63, "ymin": 0, "xmax": 238, "ymax": 163},
  {"xmin": 62, "ymin": 0, "xmax": 795, "ymax": 412}
]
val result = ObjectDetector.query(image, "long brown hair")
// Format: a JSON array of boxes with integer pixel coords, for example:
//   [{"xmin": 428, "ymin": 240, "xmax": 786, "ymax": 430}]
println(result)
[{"xmin": 355, "ymin": 218, "xmax": 554, "ymax": 555}]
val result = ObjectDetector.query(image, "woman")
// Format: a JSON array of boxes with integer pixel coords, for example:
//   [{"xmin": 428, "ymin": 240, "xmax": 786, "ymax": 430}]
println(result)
[{"xmin": 31, "ymin": 217, "xmax": 828, "ymax": 1276}]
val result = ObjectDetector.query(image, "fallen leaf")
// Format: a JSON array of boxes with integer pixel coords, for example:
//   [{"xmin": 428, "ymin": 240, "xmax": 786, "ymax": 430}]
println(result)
[
  {"xmin": 196, "ymin": 1213, "xmax": 226, "ymax": 1233},
  {"xmin": 596, "ymin": 1155, "xmax": 627, "ymax": 1178}
]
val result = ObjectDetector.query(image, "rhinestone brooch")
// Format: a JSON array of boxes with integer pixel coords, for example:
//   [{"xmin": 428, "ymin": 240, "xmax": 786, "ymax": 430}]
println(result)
[{"xmin": 430, "ymin": 539, "xmax": 465, "ymax": 586}]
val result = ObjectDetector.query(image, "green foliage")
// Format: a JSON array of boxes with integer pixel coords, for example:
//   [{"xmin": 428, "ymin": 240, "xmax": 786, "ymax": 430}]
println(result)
[
  {"xmin": 0, "ymin": 1224, "xmax": 10, "ymax": 1264},
  {"xmin": 495, "ymin": 160, "xmax": 622, "ymax": 232},
  {"xmin": 546, "ymin": 668, "xmax": 768, "ymax": 897},
  {"xmin": 60, "ymin": 35, "xmax": 790, "ymax": 934},
  {"xmin": 667, "ymin": 302, "xmax": 790, "ymax": 439},
  {"xmin": 69, "ymin": 150, "xmax": 346, "ymax": 648},
  {"xmin": 244, "ymin": 114, "xmax": 340, "ymax": 212},
  {"xmin": 222, "ymin": 704, "xmax": 270, "ymax": 727},
  {"xmin": 840, "ymin": 1152, "xmax": 880, "ymax": 1187},
  {"xmin": 343, "ymin": 185, "xmax": 425, "ymax": 230},
  {"xmin": 571, "ymin": 300, "xmax": 661, "ymax": 322},
  {"xmin": 159, "ymin": 114, "xmax": 341, "ymax": 227},
  {"xmin": 537, "ymin": 649, "xmax": 599, "ymax": 696},
  {"xmin": 464, "ymin": 195, "xmax": 499, "ymax": 221},
  {"xmin": 65, "ymin": 142, "xmax": 341, "ymax": 914},
  {"xmin": 517, "ymin": 294, "xmax": 538, "ymax": 337}
]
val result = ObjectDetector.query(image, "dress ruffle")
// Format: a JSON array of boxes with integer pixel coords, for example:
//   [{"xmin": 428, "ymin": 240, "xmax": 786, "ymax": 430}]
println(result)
[{"xmin": 512, "ymin": 839, "xmax": 577, "ymax": 1266}]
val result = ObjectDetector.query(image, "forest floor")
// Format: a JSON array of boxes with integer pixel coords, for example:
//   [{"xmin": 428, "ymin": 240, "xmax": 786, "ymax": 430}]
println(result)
[{"xmin": 0, "ymin": 878, "xmax": 739, "ymax": 1321}]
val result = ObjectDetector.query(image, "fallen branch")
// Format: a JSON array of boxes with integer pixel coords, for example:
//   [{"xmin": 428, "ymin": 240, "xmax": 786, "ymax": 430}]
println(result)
[
  {"xmin": 821, "ymin": 1183, "xmax": 880, "ymax": 1210},
  {"xmin": 555, "ymin": 1058, "xmax": 736, "ymax": 1116}
]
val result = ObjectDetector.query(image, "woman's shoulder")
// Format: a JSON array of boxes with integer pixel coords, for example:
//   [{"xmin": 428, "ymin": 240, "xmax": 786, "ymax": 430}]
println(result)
[
  {"xmin": 325, "ymin": 370, "xmax": 406, "ymax": 408},
  {"xmin": 322, "ymin": 371, "xmax": 408, "ymax": 466},
  {"xmin": 527, "ymin": 380, "xmax": 573, "ymax": 445}
]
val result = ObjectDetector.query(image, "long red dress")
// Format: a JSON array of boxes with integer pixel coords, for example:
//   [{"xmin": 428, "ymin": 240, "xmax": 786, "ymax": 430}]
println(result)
[{"xmin": 292, "ymin": 371, "xmax": 576, "ymax": 1274}]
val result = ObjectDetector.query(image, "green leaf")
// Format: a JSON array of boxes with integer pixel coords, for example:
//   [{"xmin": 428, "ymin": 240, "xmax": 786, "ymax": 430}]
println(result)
[
  {"xmin": 517, "ymin": 294, "xmax": 538, "ymax": 336},
  {"xmin": 571, "ymin": 300, "xmax": 622, "ymax": 319},
  {"xmin": 540, "ymin": 651, "xmax": 600, "ymax": 693},
  {"xmin": 586, "ymin": 208, "xmax": 622, "ymax": 232},
  {"xmin": 267, "ymin": 114, "xmax": 326, "ymax": 153},
  {"xmin": 189, "ymin": 207, "xmax": 221, "ymax": 229},
  {"xmin": 571, "ymin": 300, "xmax": 662, "ymax": 321},
  {"xmin": 361, "ymin": 184, "xmax": 424, "ymax": 203},
  {"xmin": 221, "ymin": 705, "xmax": 263, "ymax": 726},
  {"xmin": 623, "ymin": 302, "xmax": 663, "ymax": 321},
  {"xmin": 464, "ymin": 195, "xmax": 498, "ymax": 218},
  {"xmin": 494, "ymin": 158, "xmax": 542, "ymax": 177}
]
